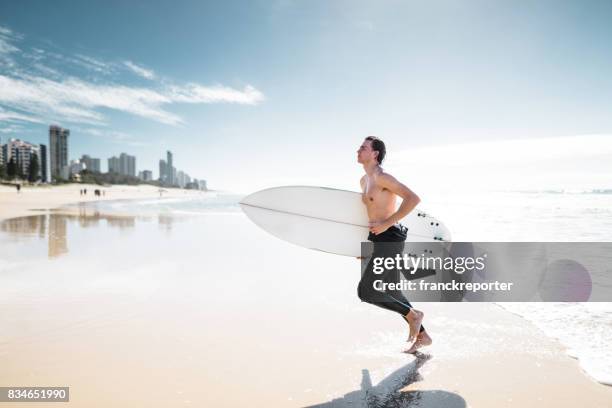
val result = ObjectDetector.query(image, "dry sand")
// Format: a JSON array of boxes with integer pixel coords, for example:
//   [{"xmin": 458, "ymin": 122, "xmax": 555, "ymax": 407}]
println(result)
[{"xmin": 0, "ymin": 183, "xmax": 204, "ymax": 221}]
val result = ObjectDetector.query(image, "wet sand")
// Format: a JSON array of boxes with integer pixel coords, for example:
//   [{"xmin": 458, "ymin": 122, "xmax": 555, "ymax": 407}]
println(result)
[{"xmin": 1, "ymin": 206, "xmax": 611, "ymax": 407}]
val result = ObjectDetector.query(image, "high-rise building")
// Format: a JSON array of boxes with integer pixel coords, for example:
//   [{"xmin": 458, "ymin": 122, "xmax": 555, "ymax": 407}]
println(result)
[
  {"xmin": 108, "ymin": 156, "xmax": 120, "ymax": 173},
  {"xmin": 192, "ymin": 179, "xmax": 208, "ymax": 191},
  {"xmin": 39, "ymin": 144, "xmax": 48, "ymax": 182},
  {"xmin": 174, "ymin": 171, "xmax": 195, "ymax": 188},
  {"xmin": 119, "ymin": 153, "xmax": 128, "ymax": 175},
  {"xmin": 159, "ymin": 159, "xmax": 167, "ymax": 183},
  {"xmin": 2, "ymin": 138, "xmax": 44, "ymax": 180},
  {"xmin": 109, "ymin": 153, "xmax": 136, "ymax": 176},
  {"xmin": 49, "ymin": 125, "xmax": 69, "ymax": 182},
  {"xmin": 1, "ymin": 143, "xmax": 8, "ymax": 171},
  {"xmin": 166, "ymin": 151, "xmax": 172, "ymax": 166},
  {"xmin": 121, "ymin": 153, "xmax": 128, "ymax": 175},
  {"xmin": 118, "ymin": 153, "xmax": 136, "ymax": 177},
  {"xmin": 80, "ymin": 154, "xmax": 101, "ymax": 172},
  {"xmin": 128, "ymin": 155, "xmax": 136, "ymax": 177},
  {"xmin": 138, "ymin": 170, "xmax": 153, "ymax": 182},
  {"xmin": 165, "ymin": 151, "xmax": 176, "ymax": 184}
]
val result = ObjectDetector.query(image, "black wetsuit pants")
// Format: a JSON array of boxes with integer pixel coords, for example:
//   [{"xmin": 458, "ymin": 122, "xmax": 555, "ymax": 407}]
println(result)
[{"xmin": 357, "ymin": 224, "xmax": 425, "ymax": 333}]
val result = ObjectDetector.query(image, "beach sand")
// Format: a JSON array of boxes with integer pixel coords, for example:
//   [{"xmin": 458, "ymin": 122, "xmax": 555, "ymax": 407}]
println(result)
[
  {"xmin": 0, "ymin": 183, "xmax": 204, "ymax": 222},
  {"xmin": 0, "ymin": 190, "xmax": 611, "ymax": 407}
]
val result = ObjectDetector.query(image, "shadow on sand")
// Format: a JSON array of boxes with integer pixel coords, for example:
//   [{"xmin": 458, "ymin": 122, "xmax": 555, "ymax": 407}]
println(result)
[{"xmin": 307, "ymin": 353, "xmax": 465, "ymax": 408}]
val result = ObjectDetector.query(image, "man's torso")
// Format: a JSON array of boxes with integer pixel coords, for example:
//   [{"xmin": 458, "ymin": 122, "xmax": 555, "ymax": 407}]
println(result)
[{"xmin": 361, "ymin": 172, "xmax": 397, "ymax": 223}]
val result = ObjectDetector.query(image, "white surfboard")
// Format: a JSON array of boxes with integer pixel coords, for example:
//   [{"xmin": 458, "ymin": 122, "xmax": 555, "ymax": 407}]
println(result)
[{"xmin": 239, "ymin": 186, "xmax": 451, "ymax": 257}]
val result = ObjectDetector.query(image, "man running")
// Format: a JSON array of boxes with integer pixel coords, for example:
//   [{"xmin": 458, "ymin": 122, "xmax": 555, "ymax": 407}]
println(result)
[{"xmin": 356, "ymin": 136, "xmax": 432, "ymax": 354}]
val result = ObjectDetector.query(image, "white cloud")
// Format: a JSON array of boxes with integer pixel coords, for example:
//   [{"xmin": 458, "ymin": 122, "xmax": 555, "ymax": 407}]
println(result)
[
  {"xmin": 73, "ymin": 53, "xmax": 113, "ymax": 74},
  {"xmin": 32, "ymin": 63, "xmax": 61, "ymax": 78},
  {"xmin": 124, "ymin": 60, "xmax": 155, "ymax": 79},
  {"xmin": 0, "ymin": 36, "xmax": 19, "ymax": 55},
  {"xmin": 168, "ymin": 83, "xmax": 265, "ymax": 105},
  {"xmin": 0, "ymin": 74, "xmax": 264, "ymax": 126},
  {"xmin": 0, "ymin": 106, "xmax": 44, "ymax": 124},
  {"xmin": 0, "ymin": 124, "xmax": 24, "ymax": 133},
  {"xmin": 0, "ymin": 25, "xmax": 20, "ymax": 72},
  {"xmin": 0, "ymin": 25, "xmax": 23, "ymax": 40},
  {"xmin": 0, "ymin": 25, "xmax": 265, "ymax": 129},
  {"xmin": 0, "ymin": 75, "xmax": 107, "ymax": 124},
  {"xmin": 76, "ymin": 127, "xmax": 150, "ymax": 147},
  {"xmin": 0, "ymin": 25, "xmax": 20, "ymax": 55}
]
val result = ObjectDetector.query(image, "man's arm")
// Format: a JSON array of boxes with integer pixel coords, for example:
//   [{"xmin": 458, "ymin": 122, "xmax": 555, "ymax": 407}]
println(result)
[{"xmin": 370, "ymin": 173, "xmax": 421, "ymax": 234}]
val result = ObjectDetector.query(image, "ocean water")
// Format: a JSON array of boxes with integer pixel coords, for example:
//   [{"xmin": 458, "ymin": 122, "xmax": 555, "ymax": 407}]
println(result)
[
  {"xmin": 98, "ymin": 189, "xmax": 612, "ymax": 386},
  {"xmin": 418, "ymin": 189, "xmax": 612, "ymax": 386},
  {"xmin": 78, "ymin": 192, "xmax": 244, "ymax": 216}
]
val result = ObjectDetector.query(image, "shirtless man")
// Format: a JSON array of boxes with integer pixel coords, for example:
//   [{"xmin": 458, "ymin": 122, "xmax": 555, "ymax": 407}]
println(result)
[{"xmin": 357, "ymin": 136, "xmax": 432, "ymax": 354}]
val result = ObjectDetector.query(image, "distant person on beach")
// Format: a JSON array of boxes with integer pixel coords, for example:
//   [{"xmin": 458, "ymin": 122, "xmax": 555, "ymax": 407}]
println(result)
[
  {"xmin": 357, "ymin": 136, "xmax": 431, "ymax": 354},
  {"xmin": 16, "ymin": 184, "xmax": 21, "ymax": 194}
]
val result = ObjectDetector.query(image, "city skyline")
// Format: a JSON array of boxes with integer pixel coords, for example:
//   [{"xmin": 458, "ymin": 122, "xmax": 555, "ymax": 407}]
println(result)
[
  {"xmin": 0, "ymin": 125, "xmax": 204, "ymax": 188},
  {"xmin": 2, "ymin": 125, "xmax": 192, "ymax": 178}
]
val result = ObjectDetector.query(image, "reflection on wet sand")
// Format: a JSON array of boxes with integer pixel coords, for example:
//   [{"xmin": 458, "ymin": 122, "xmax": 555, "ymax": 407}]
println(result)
[
  {"xmin": 0, "ymin": 210, "xmax": 177, "ymax": 259},
  {"xmin": 0, "ymin": 213, "xmax": 48, "ymax": 238},
  {"xmin": 48, "ymin": 215, "xmax": 68, "ymax": 258},
  {"xmin": 158, "ymin": 214, "xmax": 174, "ymax": 233}
]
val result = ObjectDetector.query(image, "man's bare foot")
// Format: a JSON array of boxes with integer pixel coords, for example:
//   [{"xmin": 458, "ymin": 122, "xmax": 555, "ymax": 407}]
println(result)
[
  {"xmin": 404, "ymin": 309, "xmax": 424, "ymax": 342},
  {"xmin": 403, "ymin": 330, "xmax": 432, "ymax": 354}
]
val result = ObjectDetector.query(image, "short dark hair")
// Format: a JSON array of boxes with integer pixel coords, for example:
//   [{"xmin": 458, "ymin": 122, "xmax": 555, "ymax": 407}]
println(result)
[{"xmin": 365, "ymin": 136, "xmax": 386, "ymax": 164}]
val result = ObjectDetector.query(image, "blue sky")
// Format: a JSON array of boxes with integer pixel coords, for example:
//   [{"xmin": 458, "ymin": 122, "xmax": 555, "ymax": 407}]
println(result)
[{"xmin": 1, "ymin": 0, "xmax": 612, "ymax": 192}]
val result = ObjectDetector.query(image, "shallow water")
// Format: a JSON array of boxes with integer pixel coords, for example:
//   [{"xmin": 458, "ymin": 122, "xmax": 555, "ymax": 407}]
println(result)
[{"xmin": 419, "ymin": 189, "xmax": 612, "ymax": 386}]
